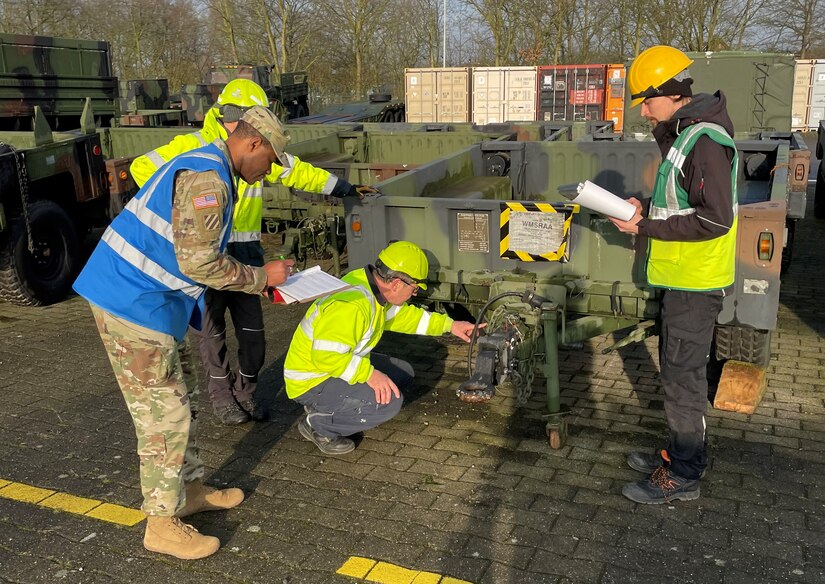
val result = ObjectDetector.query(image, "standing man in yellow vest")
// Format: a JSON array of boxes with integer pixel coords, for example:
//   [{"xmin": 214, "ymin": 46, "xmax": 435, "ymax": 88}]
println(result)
[
  {"xmin": 131, "ymin": 79, "xmax": 371, "ymax": 425},
  {"xmin": 283, "ymin": 241, "xmax": 480, "ymax": 454},
  {"xmin": 610, "ymin": 45, "xmax": 738, "ymax": 504}
]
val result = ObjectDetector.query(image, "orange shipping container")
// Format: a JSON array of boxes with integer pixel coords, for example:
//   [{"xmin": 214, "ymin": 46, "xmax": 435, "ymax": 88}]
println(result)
[{"xmin": 604, "ymin": 64, "xmax": 626, "ymax": 132}]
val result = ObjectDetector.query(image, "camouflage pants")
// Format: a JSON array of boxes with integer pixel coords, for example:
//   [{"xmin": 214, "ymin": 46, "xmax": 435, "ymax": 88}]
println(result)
[{"xmin": 91, "ymin": 305, "xmax": 204, "ymax": 516}]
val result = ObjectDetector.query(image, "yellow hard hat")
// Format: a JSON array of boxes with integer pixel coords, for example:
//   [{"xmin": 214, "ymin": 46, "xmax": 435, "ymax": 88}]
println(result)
[
  {"xmin": 377, "ymin": 241, "xmax": 429, "ymax": 290},
  {"xmin": 628, "ymin": 45, "xmax": 694, "ymax": 107},
  {"xmin": 215, "ymin": 79, "xmax": 269, "ymax": 118}
]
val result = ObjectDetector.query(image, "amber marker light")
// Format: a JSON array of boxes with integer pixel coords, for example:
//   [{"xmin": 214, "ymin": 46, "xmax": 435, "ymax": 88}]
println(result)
[{"xmin": 757, "ymin": 232, "xmax": 774, "ymax": 261}]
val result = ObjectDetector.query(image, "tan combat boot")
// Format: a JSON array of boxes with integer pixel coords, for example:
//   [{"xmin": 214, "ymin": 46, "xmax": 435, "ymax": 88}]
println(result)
[
  {"xmin": 143, "ymin": 516, "xmax": 220, "ymax": 560},
  {"xmin": 177, "ymin": 480, "xmax": 245, "ymax": 518}
]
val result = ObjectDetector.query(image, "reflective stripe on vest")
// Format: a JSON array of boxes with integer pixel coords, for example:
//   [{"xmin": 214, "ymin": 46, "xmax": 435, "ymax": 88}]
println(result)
[
  {"xmin": 647, "ymin": 122, "xmax": 738, "ymax": 291},
  {"xmin": 283, "ymin": 285, "xmax": 377, "ymax": 383},
  {"xmin": 102, "ymin": 229, "xmax": 201, "ymax": 298},
  {"xmin": 145, "ymin": 131, "xmax": 208, "ymax": 171},
  {"xmin": 128, "ymin": 151, "xmax": 227, "ymax": 244},
  {"xmin": 229, "ymin": 182, "xmax": 263, "ymax": 242},
  {"xmin": 72, "ymin": 141, "xmax": 235, "ymax": 340}
]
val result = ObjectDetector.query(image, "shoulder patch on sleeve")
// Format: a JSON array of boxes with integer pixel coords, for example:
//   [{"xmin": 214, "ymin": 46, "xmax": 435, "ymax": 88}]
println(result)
[
  {"xmin": 192, "ymin": 193, "xmax": 219, "ymax": 210},
  {"xmin": 201, "ymin": 212, "xmax": 221, "ymax": 231}
]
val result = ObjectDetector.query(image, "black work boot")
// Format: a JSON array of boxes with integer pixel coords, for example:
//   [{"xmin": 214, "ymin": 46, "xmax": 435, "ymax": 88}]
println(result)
[
  {"xmin": 297, "ymin": 416, "xmax": 355, "ymax": 455},
  {"xmin": 622, "ymin": 467, "xmax": 700, "ymax": 504},
  {"xmin": 627, "ymin": 449, "xmax": 706, "ymax": 479},
  {"xmin": 239, "ymin": 398, "xmax": 268, "ymax": 422},
  {"xmin": 213, "ymin": 402, "xmax": 250, "ymax": 425}
]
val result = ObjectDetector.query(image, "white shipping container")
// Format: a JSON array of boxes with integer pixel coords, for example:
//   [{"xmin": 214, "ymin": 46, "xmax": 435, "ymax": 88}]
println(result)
[
  {"xmin": 404, "ymin": 67, "xmax": 470, "ymax": 123},
  {"xmin": 472, "ymin": 66, "xmax": 537, "ymax": 125},
  {"xmin": 809, "ymin": 62, "xmax": 825, "ymax": 129}
]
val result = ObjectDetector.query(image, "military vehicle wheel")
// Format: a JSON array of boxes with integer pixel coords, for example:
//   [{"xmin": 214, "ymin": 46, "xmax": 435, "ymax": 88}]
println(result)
[
  {"xmin": 0, "ymin": 200, "xmax": 80, "ymax": 306},
  {"xmin": 714, "ymin": 326, "xmax": 771, "ymax": 368}
]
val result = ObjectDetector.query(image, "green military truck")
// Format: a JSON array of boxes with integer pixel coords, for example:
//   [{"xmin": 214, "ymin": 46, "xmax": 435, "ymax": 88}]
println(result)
[
  {"xmin": 0, "ymin": 100, "xmax": 110, "ymax": 305},
  {"xmin": 180, "ymin": 65, "xmax": 309, "ymax": 125},
  {"xmin": 0, "ymin": 33, "xmax": 119, "ymax": 130}
]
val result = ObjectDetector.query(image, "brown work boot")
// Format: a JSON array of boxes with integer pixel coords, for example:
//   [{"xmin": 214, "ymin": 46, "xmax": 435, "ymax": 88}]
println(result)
[
  {"xmin": 143, "ymin": 516, "xmax": 220, "ymax": 560},
  {"xmin": 178, "ymin": 480, "xmax": 245, "ymax": 518}
]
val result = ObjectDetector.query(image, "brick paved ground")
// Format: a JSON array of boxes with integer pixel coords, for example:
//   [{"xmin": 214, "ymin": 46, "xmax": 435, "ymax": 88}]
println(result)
[{"xmin": 0, "ymin": 200, "xmax": 823, "ymax": 584}]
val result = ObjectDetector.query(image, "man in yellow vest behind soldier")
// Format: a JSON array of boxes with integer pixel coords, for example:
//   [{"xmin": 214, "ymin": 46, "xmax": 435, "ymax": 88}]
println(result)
[
  {"xmin": 131, "ymin": 79, "xmax": 375, "ymax": 425},
  {"xmin": 611, "ymin": 45, "xmax": 738, "ymax": 504}
]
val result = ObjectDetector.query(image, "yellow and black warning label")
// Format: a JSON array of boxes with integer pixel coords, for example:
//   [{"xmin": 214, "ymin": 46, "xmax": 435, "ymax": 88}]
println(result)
[{"xmin": 500, "ymin": 202, "xmax": 577, "ymax": 261}]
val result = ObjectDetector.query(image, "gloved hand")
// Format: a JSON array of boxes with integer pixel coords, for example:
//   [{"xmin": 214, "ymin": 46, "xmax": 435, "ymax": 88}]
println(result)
[{"xmin": 346, "ymin": 184, "xmax": 379, "ymax": 199}]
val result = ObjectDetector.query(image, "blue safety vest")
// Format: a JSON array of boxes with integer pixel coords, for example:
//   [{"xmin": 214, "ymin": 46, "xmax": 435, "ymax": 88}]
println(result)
[{"xmin": 74, "ymin": 142, "xmax": 234, "ymax": 340}]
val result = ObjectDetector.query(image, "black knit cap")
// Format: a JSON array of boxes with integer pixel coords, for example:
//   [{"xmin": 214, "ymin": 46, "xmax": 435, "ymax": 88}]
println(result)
[{"xmin": 631, "ymin": 69, "xmax": 694, "ymax": 101}]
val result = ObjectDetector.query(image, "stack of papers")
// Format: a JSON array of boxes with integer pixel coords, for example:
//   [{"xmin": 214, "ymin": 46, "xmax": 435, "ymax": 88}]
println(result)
[{"xmin": 275, "ymin": 265, "xmax": 352, "ymax": 304}]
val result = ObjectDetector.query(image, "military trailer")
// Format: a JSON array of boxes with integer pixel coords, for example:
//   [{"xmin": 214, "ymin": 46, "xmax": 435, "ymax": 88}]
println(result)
[
  {"xmin": 290, "ymin": 93, "xmax": 405, "ymax": 125},
  {"xmin": 0, "ymin": 34, "xmax": 118, "ymax": 130},
  {"xmin": 345, "ymin": 131, "xmax": 797, "ymax": 447},
  {"xmin": 0, "ymin": 100, "xmax": 109, "ymax": 305}
]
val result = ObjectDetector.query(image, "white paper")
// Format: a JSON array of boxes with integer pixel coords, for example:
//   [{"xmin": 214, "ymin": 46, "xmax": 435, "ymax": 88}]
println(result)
[
  {"xmin": 570, "ymin": 180, "xmax": 637, "ymax": 221},
  {"xmin": 276, "ymin": 265, "xmax": 351, "ymax": 304}
]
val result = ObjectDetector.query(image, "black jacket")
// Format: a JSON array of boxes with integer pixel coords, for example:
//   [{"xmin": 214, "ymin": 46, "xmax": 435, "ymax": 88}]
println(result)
[{"xmin": 637, "ymin": 91, "xmax": 736, "ymax": 242}]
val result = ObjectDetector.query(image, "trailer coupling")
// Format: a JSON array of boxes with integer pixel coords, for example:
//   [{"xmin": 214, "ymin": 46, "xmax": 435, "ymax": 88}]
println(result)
[{"xmin": 457, "ymin": 289, "xmax": 548, "ymax": 404}]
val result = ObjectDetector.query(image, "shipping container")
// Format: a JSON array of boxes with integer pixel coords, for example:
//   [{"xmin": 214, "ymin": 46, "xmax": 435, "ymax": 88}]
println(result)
[
  {"xmin": 537, "ymin": 65, "xmax": 606, "ymax": 124},
  {"xmin": 604, "ymin": 64, "xmax": 626, "ymax": 132},
  {"xmin": 405, "ymin": 67, "xmax": 471, "ymax": 123},
  {"xmin": 472, "ymin": 66, "xmax": 537, "ymax": 125},
  {"xmin": 792, "ymin": 59, "xmax": 815, "ymax": 130},
  {"xmin": 809, "ymin": 61, "xmax": 825, "ymax": 130}
]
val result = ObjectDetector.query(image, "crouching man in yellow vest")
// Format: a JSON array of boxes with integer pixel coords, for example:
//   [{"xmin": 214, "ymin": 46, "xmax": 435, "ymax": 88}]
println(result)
[
  {"xmin": 283, "ymin": 241, "xmax": 482, "ymax": 454},
  {"xmin": 611, "ymin": 45, "xmax": 738, "ymax": 505},
  {"xmin": 131, "ymin": 79, "xmax": 374, "ymax": 426}
]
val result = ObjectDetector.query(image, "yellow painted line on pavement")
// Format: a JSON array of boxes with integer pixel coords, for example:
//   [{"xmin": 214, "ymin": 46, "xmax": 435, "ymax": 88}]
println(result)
[
  {"xmin": 0, "ymin": 479, "xmax": 145, "ymax": 527},
  {"xmin": 337, "ymin": 557, "xmax": 473, "ymax": 584}
]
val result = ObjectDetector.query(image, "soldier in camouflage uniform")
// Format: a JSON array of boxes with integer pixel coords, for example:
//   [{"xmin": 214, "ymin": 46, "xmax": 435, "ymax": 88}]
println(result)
[{"xmin": 73, "ymin": 106, "xmax": 293, "ymax": 560}]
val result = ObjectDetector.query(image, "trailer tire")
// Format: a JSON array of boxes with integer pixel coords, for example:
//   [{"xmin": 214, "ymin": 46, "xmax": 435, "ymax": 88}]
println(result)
[
  {"xmin": 0, "ymin": 200, "xmax": 81, "ymax": 306},
  {"xmin": 714, "ymin": 325, "xmax": 772, "ymax": 368}
]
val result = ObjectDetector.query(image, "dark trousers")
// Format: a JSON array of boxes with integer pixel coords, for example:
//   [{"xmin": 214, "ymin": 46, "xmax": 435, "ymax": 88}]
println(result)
[
  {"xmin": 659, "ymin": 289, "xmax": 723, "ymax": 480},
  {"xmin": 193, "ymin": 287, "xmax": 265, "ymax": 407},
  {"xmin": 294, "ymin": 354, "xmax": 414, "ymax": 439}
]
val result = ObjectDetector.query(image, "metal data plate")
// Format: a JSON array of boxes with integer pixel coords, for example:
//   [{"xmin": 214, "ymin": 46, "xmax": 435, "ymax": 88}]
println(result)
[{"xmin": 457, "ymin": 212, "xmax": 490, "ymax": 252}]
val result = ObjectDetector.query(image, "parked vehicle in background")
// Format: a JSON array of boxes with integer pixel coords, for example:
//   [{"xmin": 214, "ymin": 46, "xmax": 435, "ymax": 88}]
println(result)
[
  {"xmin": 0, "ymin": 101, "xmax": 109, "ymax": 305},
  {"xmin": 0, "ymin": 33, "xmax": 118, "ymax": 130},
  {"xmin": 179, "ymin": 65, "xmax": 310, "ymax": 125}
]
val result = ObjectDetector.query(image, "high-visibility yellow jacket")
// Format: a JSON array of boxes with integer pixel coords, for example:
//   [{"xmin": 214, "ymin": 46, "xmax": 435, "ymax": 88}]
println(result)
[
  {"xmin": 647, "ymin": 122, "xmax": 738, "ymax": 291},
  {"xmin": 283, "ymin": 267, "xmax": 454, "ymax": 399},
  {"xmin": 130, "ymin": 108, "xmax": 350, "ymax": 245}
]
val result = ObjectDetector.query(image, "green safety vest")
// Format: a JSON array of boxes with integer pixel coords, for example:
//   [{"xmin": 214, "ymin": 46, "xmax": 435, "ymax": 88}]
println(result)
[
  {"xmin": 129, "ymin": 108, "xmax": 340, "ymax": 243},
  {"xmin": 283, "ymin": 268, "xmax": 454, "ymax": 399},
  {"xmin": 647, "ymin": 122, "xmax": 739, "ymax": 291}
]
